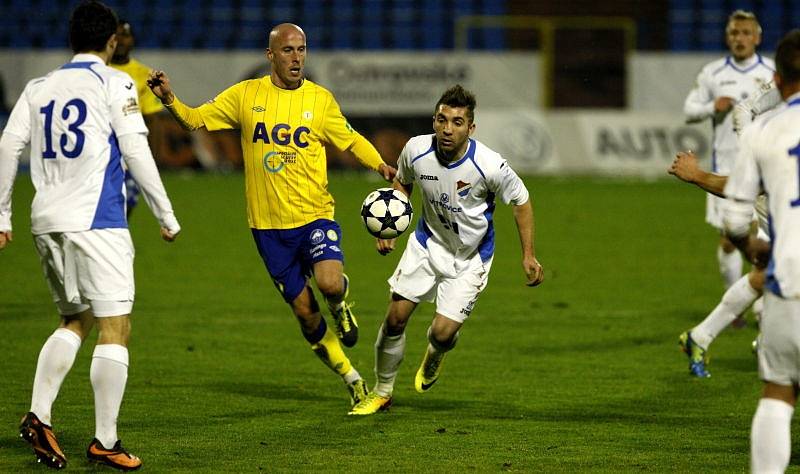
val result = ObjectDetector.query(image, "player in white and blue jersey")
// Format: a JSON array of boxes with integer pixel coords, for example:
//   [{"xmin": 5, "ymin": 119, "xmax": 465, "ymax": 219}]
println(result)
[
  {"xmin": 684, "ymin": 10, "xmax": 774, "ymax": 291},
  {"xmin": 723, "ymin": 30, "xmax": 800, "ymax": 472},
  {"xmin": 0, "ymin": 1, "xmax": 180, "ymax": 470},
  {"xmin": 349, "ymin": 85, "xmax": 544, "ymax": 415}
]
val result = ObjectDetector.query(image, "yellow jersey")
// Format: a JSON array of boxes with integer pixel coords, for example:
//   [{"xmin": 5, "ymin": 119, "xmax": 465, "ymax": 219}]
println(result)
[
  {"xmin": 111, "ymin": 58, "xmax": 164, "ymax": 116},
  {"xmin": 190, "ymin": 77, "xmax": 378, "ymax": 229}
]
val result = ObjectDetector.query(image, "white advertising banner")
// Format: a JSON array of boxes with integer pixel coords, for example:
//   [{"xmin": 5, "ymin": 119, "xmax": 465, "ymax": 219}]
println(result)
[
  {"xmin": 307, "ymin": 52, "xmax": 541, "ymax": 114},
  {"xmin": 573, "ymin": 111, "xmax": 711, "ymax": 177},
  {"xmin": 472, "ymin": 109, "xmax": 559, "ymax": 174}
]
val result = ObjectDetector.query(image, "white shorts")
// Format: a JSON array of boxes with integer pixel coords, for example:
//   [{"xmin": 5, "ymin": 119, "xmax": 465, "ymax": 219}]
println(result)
[
  {"xmin": 388, "ymin": 234, "xmax": 492, "ymax": 323},
  {"xmin": 705, "ymin": 193, "xmax": 726, "ymax": 230},
  {"xmin": 34, "ymin": 229, "xmax": 135, "ymax": 317},
  {"xmin": 757, "ymin": 292, "xmax": 800, "ymax": 386}
]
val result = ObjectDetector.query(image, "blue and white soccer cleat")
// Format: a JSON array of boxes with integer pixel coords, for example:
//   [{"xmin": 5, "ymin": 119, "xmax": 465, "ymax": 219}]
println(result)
[{"xmin": 679, "ymin": 331, "xmax": 710, "ymax": 378}]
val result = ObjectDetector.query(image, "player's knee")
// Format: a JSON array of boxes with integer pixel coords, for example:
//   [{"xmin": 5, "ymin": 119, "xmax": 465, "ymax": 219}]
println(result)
[
  {"xmin": 428, "ymin": 327, "xmax": 459, "ymax": 352},
  {"xmin": 384, "ymin": 317, "xmax": 407, "ymax": 336},
  {"xmin": 749, "ymin": 269, "xmax": 766, "ymax": 291},
  {"xmin": 316, "ymin": 275, "xmax": 344, "ymax": 298}
]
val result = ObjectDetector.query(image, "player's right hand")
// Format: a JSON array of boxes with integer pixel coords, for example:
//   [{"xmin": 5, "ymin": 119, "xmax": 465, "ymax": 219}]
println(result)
[
  {"xmin": 147, "ymin": 70, "xmax": 174, "ymax": 104},
  {"xmin": 668, "ymin": 151, "xmax": 699, "ymax": 183},
  {"xmin": 377, "ymin": 237, "xmax": 396, "ymax": 256},
  {"xmin": 0, "ymin": 231, "xmax": 12, "ymax": 250}
]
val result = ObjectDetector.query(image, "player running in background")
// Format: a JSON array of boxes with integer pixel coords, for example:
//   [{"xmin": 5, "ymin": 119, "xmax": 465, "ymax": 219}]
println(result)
[
  {"xmin": 147, "ymin": 23, "xmax": 396, "ymax": 408},
  {"xmin": 110, "ymin": 19, "xmax": 167, "ymax": 217},
  {"xmin": 349, "ymin": 85, "xmax": 544, "ymax": 415},
  {"xmin": 670, "ymin": 150, "xmax": 768, "ymax": 377},
  {"xmin": 722, "ymin": 30, "xmax": 800, "ymax": 472},
  {"xmin": 683, "ymin": 10, "xmax": 774, "ymax": 293},
  {"xmin": 0, "ymin": 1, "xmax": 180, "ymax": 470}
]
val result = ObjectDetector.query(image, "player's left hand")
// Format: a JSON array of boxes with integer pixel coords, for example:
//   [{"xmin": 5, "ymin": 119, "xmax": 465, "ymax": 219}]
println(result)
[
  {"xmin": 668, "ymin": 151, "xmax": 700, "ymax": 183},
  {"xmin": 524, "ymin": 256, "xmax": 544, "ymax": 287},
  {"xmin": 160, "ymin": 227, "xmax": 180, "ymax": 242},
  {"xmin": 0, "ymin": 231, "xmax": 12, "ymax": 250},
  {"xmin": 379, "ymin": 163, "xmax": 397, "ymax": 182},
  {"xmin": 377, "ymin": 237, "xmax": 396, "ymax": 256}
]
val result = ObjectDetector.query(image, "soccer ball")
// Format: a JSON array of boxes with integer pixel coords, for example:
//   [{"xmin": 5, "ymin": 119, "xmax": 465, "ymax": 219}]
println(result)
[{"xmin": 360, "ymin": 188, "xmax": 413, "ymax": 239}]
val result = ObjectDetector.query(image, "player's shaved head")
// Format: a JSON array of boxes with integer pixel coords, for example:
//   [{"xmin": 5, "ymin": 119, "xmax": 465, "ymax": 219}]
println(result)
[{"xmin": 269, "ymin": 23, "xmax": 305, "ymax": 49}]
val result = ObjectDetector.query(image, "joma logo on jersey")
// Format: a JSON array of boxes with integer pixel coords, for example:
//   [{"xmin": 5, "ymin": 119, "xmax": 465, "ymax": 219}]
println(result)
[
  {"xmin": 252, "ymin": 122, "xmax": 310, "ymax": 148},
  {"xmin": 420, "ymin": 174, "xmax": 439, "ymax": 181}
]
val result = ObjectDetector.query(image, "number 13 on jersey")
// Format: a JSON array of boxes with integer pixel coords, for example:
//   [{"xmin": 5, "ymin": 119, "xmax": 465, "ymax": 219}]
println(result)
[{"xmin": 40, "ymin": 98, "xmax": 87, "ymax": 159}]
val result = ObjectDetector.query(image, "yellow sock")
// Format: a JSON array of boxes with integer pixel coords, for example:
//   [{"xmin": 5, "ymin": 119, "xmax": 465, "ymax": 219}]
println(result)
[{"xmin": 311, "ymin": 325, "xmax": 353, "ymax": 376}]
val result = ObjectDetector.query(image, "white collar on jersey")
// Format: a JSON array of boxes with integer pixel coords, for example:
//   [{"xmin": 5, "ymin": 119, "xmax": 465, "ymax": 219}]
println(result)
[
  {"xmin": 730, "ymin": 53, "xmax": 759, "ymax": 69},
  {"xmin": 71, "ymin": 53, "xmax": 105, "ymax": 65}
]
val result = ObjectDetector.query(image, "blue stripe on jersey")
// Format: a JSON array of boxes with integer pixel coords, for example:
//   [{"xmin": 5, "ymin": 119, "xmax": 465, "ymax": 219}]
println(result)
[
  {"xmin": 788, "ymin": 98, "xmax": 800, "ymax": 107},
  {"xmin": 715, "ymin": 55, "xmax": 772, "ymax": 75},
  {"xmin": 91, "ymin": 133, "xmax": 127, "ymax": 229},
  {"xmin": 414, "ymin": 217, "xmax": 432, "ymax": 248},
  {"xmin": 478, "ymin": 192, "xmax": 496, "ymax": 261},
  {"xmin": 411, "ymin": 138, "xmax": 435, "ymax": 164},
  {"xmin": 764, "ymin": 211, "xmax": 783, "ymax": 296},
  {"xmin": 446, "ymin": 139, "xmax": 477, "ymax": 169},
  {"xmin": 60, "ymin": 62, "xmax": 105, "ymax": 84},
  {"xmin": 711, "ymin": 149, "xmax": 717, "ymax": 173}
]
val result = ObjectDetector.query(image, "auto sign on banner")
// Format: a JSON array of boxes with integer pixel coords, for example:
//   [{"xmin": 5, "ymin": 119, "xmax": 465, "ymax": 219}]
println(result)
[{"xmin": 573, "ymin": 112, "xmax": 711, "ymax": 177}]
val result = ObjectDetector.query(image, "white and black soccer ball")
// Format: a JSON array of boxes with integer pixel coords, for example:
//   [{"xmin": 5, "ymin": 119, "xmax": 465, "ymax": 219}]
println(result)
[{"xmin": 360, "ymin": 188, "xmax": 413, "ymax": 239}]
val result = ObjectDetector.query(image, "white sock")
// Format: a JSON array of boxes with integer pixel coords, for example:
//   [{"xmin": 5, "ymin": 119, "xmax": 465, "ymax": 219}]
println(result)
[
  {"xmin": 343, "ymin": 368, "xmax": 361, "ymax": 385},
  {"xmin": 30, "ymin": 328, "xmax": 82, "ymax": 425},
  {"xmin": 91, "ymin": 344, "xmax": 129, "ymax": 449},
  {"xmin": 751, "ymin": 398, "xmax": 793, "ymax": 474},
  {"xmin": 691, "ymin": 275, "xmax": 759, "ymax": 349},
  {"xmin": 718, "ymin": 246, "xmax": 743, "ymax": 289},
  {"xmin": 374, "ymin": 325, "xmax": 405, "ymax": 397}
]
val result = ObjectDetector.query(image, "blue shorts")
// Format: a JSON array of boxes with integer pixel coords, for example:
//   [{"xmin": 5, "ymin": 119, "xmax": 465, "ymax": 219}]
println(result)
[{"xmin": 252, "ymin": 219, "xmax": 344, "ymax": 303}]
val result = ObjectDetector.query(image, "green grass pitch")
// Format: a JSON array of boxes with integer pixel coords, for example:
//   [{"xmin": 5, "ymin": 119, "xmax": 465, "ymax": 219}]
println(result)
[{"xmin": 0, "ymin": 172, "xmax": 780, "ymax": 472}]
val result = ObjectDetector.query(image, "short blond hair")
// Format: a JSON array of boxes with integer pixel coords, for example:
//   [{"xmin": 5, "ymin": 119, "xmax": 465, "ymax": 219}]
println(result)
[{"xmin": 727, "ymin": 10, "xmax": 762, "ymax": 34}]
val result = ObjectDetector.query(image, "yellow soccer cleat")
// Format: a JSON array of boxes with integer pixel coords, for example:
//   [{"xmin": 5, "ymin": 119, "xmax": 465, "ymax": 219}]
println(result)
[
  {"xmin": 348, "ymin": 392, "xmax": 392, "ymax": 415},
  {"xmin": 346, "ymin": 378, "xmax": 369, "ymax": 407},
  {"xmin": 414, "ymin": 349, "xmax": 446, "ymax": 393},
  {"xmin": 329, "ymin": 274, "xmax": 359, "ymax": 347}
]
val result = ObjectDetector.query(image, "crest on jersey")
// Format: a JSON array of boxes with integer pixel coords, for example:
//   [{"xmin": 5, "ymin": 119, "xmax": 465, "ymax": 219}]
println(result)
[
  {"xmin": 456, "ymin": 180, "xmax": 472, "ymax": 197},
  {"xmin": 310, "ymin": 229, "xmax": 325, "ymax": 244},
  {"xmin": 252, "ymin": 106, "xmax": 266, "ymax": 112},
  {"xmin": 121, "ymin": 97, "xmax": 140, "ymax": 116}
]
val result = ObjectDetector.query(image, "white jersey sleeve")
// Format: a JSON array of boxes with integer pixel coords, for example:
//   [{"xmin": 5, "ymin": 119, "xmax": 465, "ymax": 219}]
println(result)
[
  {"xmin": 395, "ymin": 139, "xmax": 417, "ymax": 186},
  {"xmin": 487, "ymin": 159, "xmax": 529, "ymax": 206},
  {"xmin": 684, "ymin": 68, "xmax": 716, "ymax": 123},
  {"xmin": 108, "ymin": 72, "xmax": 148, "ymax": 138},
  {"xmin": 0, "ymin": 85, "xmax": 35, "ymax": 231},
  {"xmin": 733, "ymin": 81, "xmax": 782, "ymax": 136}
]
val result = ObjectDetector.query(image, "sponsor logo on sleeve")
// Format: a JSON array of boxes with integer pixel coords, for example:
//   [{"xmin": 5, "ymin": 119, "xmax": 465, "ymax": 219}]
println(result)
[
  {"xmin": 326, "ymin": 229, "xmax": 339, "ymax": 242},
  {"xmin": 122, "ymin": 97, "xmax": 140, "ymax": 116}
]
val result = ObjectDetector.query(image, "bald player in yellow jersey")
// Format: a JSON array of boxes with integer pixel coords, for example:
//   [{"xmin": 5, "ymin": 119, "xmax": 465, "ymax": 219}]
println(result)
[{"xmin": 148, "ymin": 23, "xmax": 396, "ymax": 409}]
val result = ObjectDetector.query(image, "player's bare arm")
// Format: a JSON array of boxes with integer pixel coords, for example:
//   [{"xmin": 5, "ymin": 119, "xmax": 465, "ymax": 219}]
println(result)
[
  {"xmin": 668, "ymin": 151, "xmax": 727, "ymax": 197},
  {"xmin": 376, "ymin": 179, "xmax": 412, "ymax": 256},
  {"xmin": 0, "ymin": 230, "xmax": 12, "ymax": 249},
  {"xmin": 512, "ymin": 200, "xmax": 543, "ymax": 287}
]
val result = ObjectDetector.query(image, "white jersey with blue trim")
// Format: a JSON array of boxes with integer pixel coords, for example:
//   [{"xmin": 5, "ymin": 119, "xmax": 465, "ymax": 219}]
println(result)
[
  {"xmin": 396, "ymin": 134, "xmax": 529, "ymax": 261},
  {"xmin": 2, "ymin": 54, "xmax": 147, "ymax": 234},
  {"xmin": 684, "ymin": 54, "xmax": 774, "ymax": 174},
  {"xmin": 723, "ymin": 92, "xmax": 800, "ymax": 299}
]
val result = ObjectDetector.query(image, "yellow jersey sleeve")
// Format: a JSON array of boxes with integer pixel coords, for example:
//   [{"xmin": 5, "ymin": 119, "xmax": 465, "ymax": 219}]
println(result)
[
  {"xmin": 196, "ymin": 81, "xmax": 246, "ymax": 131},
  {"xmin": 320, "ymin": 95, "xmax": 358, "ymax": 152}
]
